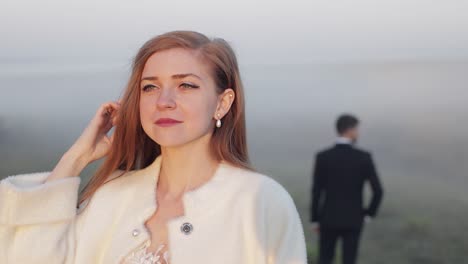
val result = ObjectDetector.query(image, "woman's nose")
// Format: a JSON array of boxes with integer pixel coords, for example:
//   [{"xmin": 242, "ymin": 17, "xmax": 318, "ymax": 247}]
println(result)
[{"xmin": 156, "ymin": 88, "xmax": 176, "ymax": 110}]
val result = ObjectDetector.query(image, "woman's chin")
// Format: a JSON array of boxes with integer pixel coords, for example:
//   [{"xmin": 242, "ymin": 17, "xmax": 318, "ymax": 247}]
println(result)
[{"xmin": 152, "ymin": 137, "xmax": 191, "ymax": 148}]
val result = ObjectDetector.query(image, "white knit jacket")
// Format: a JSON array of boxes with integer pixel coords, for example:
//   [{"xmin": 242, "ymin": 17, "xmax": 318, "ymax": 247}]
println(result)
[{"xmin": 0, "ymin": 155, "xmax": 307, "ymax": 263}]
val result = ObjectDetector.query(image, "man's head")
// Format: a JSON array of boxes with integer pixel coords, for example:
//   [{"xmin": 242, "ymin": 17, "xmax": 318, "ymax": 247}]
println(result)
[{"xmin": 336, "ymin": 114, "xmax": 359, "ymax": 143}]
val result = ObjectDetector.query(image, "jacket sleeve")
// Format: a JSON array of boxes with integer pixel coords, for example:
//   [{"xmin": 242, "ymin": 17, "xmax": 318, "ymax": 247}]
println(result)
[
  {"xmin": 257, "ymin": 178, "xmax": 308, "ymax": 264},
  {"xmin": 0, "ymin": 172, "xmax": 88, "ymax": 264},
  {"xmin": 310, "ymin": 153, "xmax": 324, "ymax": 223},
  {"xmin": 364, "ymin": 153, "xmax": 384, "ymax": 217}
]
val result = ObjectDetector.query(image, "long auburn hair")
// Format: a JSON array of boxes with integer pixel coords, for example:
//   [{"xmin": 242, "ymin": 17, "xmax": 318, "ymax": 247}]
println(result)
[{"xmin": 78, "ymin": 31, "xmax": 251, "ymax": 204}]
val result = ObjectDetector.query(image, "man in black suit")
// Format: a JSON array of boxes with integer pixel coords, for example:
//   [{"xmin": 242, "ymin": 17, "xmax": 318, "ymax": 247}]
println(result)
[{"xmin": 310, "ymin": 114, "xmax": 383, "ymax": 264}]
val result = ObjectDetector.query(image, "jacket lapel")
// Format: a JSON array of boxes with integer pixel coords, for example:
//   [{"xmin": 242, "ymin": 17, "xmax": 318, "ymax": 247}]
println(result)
[{"xmin": 109, "ymin": 156, "xmax": 162, "ymax": 263}]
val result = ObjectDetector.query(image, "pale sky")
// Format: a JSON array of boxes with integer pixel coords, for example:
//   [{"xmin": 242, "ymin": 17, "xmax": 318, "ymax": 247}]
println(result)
[{"xmin": 1, "ymin": 0, "xmax": 468, "ymax": 66}]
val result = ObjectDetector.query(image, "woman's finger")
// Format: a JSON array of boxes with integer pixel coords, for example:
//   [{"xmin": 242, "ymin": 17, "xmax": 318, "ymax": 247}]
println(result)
[{"xmin": 100, "ymin": 102, "xmax": 121, "ymax": 120}]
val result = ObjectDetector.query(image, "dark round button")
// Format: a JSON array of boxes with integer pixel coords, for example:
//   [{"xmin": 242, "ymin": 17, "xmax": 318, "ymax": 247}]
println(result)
[{"xmin": 180, "ymin": 222, "xmax": 193, "ymax": 235}]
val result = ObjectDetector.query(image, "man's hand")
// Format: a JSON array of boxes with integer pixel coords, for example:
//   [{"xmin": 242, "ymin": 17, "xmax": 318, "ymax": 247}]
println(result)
[
  {"xmin": 311, "ymin": 222, "xmax": 320, "ymax": 233},
  {"xmin": 364, "ymin": 216, "xmax": 373, "ymax": 223}
]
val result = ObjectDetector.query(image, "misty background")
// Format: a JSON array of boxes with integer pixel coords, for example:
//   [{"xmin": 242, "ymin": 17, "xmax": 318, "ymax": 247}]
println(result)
[{"xmin": 1, "ymin": 1, "xmax": 467, "ymax": 263}]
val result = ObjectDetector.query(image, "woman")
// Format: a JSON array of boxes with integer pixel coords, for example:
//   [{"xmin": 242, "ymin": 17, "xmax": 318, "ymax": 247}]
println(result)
[{"xmin": 0, "ymin": 31, "xmax": 307, "ymax": 264}]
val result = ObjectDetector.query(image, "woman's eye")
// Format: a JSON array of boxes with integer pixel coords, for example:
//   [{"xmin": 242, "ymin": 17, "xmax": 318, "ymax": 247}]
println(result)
[
  {"xmin": 142, "ymin": 84, "xmax": 157, "ymax": 92},
  {"xmin": 180, "ymin": 83, "xmax": 200, "ymax": 89}
]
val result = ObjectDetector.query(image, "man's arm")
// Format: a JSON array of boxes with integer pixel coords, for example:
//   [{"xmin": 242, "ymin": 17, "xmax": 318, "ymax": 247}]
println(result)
[
  {"xmin": 310, "ymin": 153, "xmax": 324, "ymax": 223},
  {"xmin": 364, "ymin": 153, "xmax": 384, "ymax": 218}
]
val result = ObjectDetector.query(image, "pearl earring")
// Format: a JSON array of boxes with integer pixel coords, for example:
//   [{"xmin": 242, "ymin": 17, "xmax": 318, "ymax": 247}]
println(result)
[{"xmin": 216, "ymin": 114, "xmax": 222, "ymax": 128}]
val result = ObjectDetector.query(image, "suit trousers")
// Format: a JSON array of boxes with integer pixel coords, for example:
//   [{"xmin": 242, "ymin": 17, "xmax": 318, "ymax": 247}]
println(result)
[{"xmin": 318, "ymin": 225, "xmax": 363, "ymax": 264}]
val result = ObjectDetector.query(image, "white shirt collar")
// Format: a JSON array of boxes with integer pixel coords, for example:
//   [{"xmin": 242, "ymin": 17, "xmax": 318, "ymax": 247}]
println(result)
[{"xmin": 336, "ymin": 136, "xmax": 353, "ymax": 145}]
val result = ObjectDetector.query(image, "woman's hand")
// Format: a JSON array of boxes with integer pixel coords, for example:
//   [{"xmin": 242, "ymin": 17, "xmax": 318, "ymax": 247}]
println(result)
[
  {"xmin": 68, "ymin": 101, "xmax": 120, "ymax": 164},
  {"xmin": 46, "ymin": 101, "xmax": 120, "ymax": 182}
]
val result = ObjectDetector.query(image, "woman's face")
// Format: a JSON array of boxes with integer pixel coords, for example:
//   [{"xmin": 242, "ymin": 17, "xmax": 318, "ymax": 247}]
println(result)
[{"xmin": 139, "ymin": 48, "xmax": 229, "ymax": 147}]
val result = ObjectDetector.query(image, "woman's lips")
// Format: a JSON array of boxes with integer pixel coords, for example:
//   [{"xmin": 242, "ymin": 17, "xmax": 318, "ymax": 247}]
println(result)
[{"xmin": 155, "ymin": 118, "xmax": 183, "ymax": 127}]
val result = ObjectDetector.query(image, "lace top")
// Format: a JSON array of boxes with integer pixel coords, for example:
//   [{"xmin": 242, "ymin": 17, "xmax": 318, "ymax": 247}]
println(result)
[{"xmin": 122, "ymin": 240, "xmax": 170, "ymax": 264}]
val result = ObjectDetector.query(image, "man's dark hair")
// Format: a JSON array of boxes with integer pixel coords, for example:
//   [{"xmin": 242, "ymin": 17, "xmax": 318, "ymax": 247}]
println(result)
[{"xmin": 336, "ymin": 114, "xmax": 359, "ymax": 135}]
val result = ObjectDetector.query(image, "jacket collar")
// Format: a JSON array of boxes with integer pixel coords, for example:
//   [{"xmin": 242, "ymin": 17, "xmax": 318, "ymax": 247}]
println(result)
[{"xmin": 128, "ymin": 155, "xmax": 235, "ymax": 221}]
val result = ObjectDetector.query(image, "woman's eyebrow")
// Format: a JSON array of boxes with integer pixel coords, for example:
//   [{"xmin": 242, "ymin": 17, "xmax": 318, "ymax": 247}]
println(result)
[
  {"xmin": 140, "ymin": 73, "xmax": 202, "ymax": 82},
  {"xmin": 172, "ymin": 73, "xmax": 202, "ymax": 80},
  {"xmin": 141, "ymin": 76, "xmax": 158, "ymax": 82}
]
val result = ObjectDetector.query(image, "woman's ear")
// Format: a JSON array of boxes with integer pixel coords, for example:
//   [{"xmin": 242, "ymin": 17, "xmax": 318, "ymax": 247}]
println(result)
[{"xmin": 215, "ymin": 89, "xmax": 235, "ymax": 118}]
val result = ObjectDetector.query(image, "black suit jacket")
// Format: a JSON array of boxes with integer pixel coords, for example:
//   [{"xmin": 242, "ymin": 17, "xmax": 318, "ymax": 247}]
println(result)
[{"xmin": 310, "ymin": 143, "xmax": 383, "ymax": 228}]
